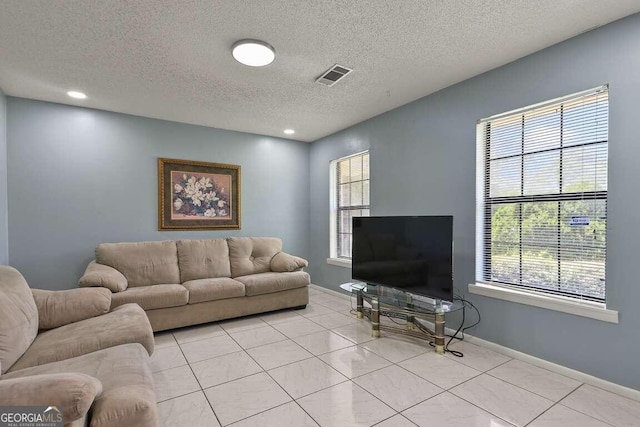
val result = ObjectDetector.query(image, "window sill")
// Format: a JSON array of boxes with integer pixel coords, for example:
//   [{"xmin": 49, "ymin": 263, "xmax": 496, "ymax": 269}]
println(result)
[
  {"xmin": 468, "ymin": 282, "xmax": 618, "ymax": 324},
  {"xmin": 326, "ymin": 258, "xmax": 352, "ymax": 268}
]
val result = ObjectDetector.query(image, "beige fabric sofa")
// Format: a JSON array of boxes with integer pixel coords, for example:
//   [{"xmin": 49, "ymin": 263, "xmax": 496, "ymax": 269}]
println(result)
[
  {"xmin": 79, "ymin": 237, "xmax": 310, "ymax": 332},
  {"xmin": 0, "ymin": 265, "xmax": 157, "ymax": 426}
]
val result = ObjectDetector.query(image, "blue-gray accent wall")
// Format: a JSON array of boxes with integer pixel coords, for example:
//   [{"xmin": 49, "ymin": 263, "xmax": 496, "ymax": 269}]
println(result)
[
  {"xmin": 0, "ymin": 89, "xmax": 7, "ymax": 264},
  {"xmin": 7, "ymin": 99, "xmax": 310, "ymax": 291},
  {"xmin": 308, "ymin": 13, "xmax": 640, "ymax": 389}
]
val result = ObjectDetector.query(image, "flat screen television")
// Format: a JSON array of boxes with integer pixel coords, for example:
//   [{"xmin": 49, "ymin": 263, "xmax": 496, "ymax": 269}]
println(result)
[{"xmin": 352, "ymin": 215, "xmax": 453, "ymax": 302}]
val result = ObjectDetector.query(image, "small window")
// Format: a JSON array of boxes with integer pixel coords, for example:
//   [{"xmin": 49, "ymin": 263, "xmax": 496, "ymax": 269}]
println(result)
[
  {"xmin": 476, "ymin": 86, "xmax": 608, "ymax": 302},
  {"xmin": 330, "ymin": 151, "xmax": 370, "ymax": 259}
]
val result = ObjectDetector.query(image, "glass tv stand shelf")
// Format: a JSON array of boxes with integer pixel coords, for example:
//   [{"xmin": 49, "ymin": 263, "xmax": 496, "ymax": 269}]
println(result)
[{"xmin": 340, "ymin": 282, "xmax": 463, "ymax": 354}]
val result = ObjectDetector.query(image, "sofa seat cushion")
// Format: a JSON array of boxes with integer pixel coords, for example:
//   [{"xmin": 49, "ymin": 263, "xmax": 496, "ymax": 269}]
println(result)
[
  {"xmin": 234, "ymin": 271, "xmax": 310, "ymax": 296},
  {"xmin": 8, "ymin": 304, "xmax": 154, "ymax": 372},
  {"xmin": 3, "ymin": 343, "xmax": 157, "ymax": 427},
  {"xmin": 111, "ymin": 284, "xmax": 188, "ymax": 311},
  {"xmin": 96, "ymin": 240, "xmax": 180, "ymax": 287},
  {"xmin": 182, "ymin": 278, "xmax": 245, "ymax": 304},
  {"xmin": 177, "ymin": 239, "xmax": 231, "ymax": 282}
]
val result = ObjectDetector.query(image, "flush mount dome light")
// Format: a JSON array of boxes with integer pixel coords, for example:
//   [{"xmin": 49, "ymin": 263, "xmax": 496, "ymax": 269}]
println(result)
[
  {"xmin": 232, "ymin": 39, "xmax": 275, "ymax": 67},
  {"xmin": 67, "ymin": 90, "xmax": 87, "ymax": 99}
]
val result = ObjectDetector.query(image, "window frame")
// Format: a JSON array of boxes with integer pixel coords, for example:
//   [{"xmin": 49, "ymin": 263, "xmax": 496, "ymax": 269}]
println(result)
[
  {"xmin": 475, "ymin": 86, "xmax": 609, "ymax": 305},
  {"xmin": 329, "ymin": 150, "xmax": 370, "ymax": 263}
]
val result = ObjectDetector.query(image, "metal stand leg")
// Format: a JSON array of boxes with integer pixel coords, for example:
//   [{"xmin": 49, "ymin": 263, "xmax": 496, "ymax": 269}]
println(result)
[
  {"xmin": 356, "ymin": 290, "xmax": 363, "ymax": 319},
  {"xmin": 435, "ymin": 311, "xmax": 445, "ymax": 354},
  {"xmin": 371, "ymin": 295, "xmax": 380, "ymax": 338}
]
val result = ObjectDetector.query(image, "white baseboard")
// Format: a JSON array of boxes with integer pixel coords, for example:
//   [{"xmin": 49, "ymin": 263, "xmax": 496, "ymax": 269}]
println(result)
[{"xmin": 309, "ymin": 284, "xmax": 640, "ymax": 401}]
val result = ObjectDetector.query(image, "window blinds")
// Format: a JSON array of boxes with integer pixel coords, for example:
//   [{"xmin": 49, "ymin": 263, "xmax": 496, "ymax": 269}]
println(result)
[
  {"xmin": 335, "ymin": 152, "xmax": 370, "ymax": 258},
  {"xmin": 476, "ymin": 85, "xmax": 608, "ymax": 302}
]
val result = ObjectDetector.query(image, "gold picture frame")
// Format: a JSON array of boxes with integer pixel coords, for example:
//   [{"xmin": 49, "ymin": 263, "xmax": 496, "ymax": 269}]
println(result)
[{"xmin": 158, "ymin": 158, "xmax": 241, "ymax": 230}]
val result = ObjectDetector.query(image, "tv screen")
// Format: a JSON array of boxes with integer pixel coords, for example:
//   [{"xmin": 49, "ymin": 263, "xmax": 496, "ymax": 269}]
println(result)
[{"xmin": 352, "ymin": 216, "xmax": 453, "ymax": 302}]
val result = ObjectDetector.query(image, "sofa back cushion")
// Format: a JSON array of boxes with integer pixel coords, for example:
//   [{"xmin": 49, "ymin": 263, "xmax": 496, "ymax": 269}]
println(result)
[
  {"xmin": 0, "ymin": 266, "xmax": 39, "ymax": 374},
  {"xmin": 227, "ymin": 237, "xmax": 282, "ymax": 278},
  {"xmin": 177, "ymin": 239, "xmax": 231, "ymax": 282},
  {"xmin": 96, "ymin": 241, "xmax": 180, "ymax": 287}
]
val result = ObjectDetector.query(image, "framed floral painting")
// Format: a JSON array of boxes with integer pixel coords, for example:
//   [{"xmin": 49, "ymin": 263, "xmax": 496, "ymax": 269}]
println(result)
[{"xmin": 158, "ymin": 158, "xmax": 241, "ymax": 230}]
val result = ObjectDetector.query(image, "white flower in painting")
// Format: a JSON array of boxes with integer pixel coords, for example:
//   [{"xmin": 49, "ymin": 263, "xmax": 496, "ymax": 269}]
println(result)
[
  {"xmin": 173, "ymin": 198, "xmax": 183, "ymax": 211},
  {"xmin": 217, "ymin": 200, "xmax": 226, "ymax": 207},
  {"xmin": 199, "ymin": 177, "xmax": 213, "ymax": 188},
  {"xmin": 205, "ymin": 191, "xmax": 219, "ymax": 202},
  {"xmin": 218, "ymin": 209, "xmax": 227, "ymax": 216},
  {"xmin": 183, "ymin": 174, "xmax": 187, "ymax": 180},
  {"xmin": 204, "ymin": 209, "xmax": 217, "ymax": 217},
  {"xmin": 174, "ymin": 184, "xmax": 183, "ymax": 193}
]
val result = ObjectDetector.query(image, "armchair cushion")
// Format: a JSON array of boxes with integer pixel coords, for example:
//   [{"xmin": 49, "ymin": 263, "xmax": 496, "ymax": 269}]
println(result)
[
  {"xmin": 0, "ymin": 373, "xmax": 102, "ymax": 423},
  {"xmin": 0, "ymin": 266, "xmax": 39, "ymax": 374},
  {"xmin": 270, "ymin": 252, "xmax": 308, "ymax": 272},
  {"xmin": 32, "ymin": 288, "xmax": 111, "ymax": 330},
  {"xmin": 9, "ymin": 304, "xmax": 154, "ymax": 372},
  {"xmin": 78, "ymin": 261, "xmax": 128, "ymax": 293}
]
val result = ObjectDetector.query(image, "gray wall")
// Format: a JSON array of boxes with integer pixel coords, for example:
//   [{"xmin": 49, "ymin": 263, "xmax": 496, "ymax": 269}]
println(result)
[
  {"xmin": 7, "ymin": 99, "xmax": 310, "ymax": 290},
  {"xmin": 0, "ymin": 89, "xmax": 7, "ymax": 264},
  {"xmin": 308, "ymin": 13, "xmax": 640, "ymax": 389}
]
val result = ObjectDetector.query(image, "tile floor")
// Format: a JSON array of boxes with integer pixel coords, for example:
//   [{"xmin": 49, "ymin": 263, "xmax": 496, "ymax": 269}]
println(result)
[{"xmin": 153, "ymin": 285, "xmax": 640, "ymax": 427}]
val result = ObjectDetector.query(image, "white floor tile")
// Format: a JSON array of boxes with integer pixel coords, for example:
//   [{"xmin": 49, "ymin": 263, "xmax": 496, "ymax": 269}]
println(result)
[
  {"xmin": 228, "ymin": 325, "xmax": 288, "ymax": 349},
  {"xmin": 528, "ymin": 404, "xmax": 611, "ymax": 427},
  {"xmin": 450, "ymin": 374, "xmax": 554, "ymax": 426},
  {"xmin": 180, "ymin": 334, "xmax": 243, "ymax": 364},
  {"xmin": 308, "ymin": 312, "xmax": 358, "ymax": 329},
  {"xmin": 150, "ymin": 345, "xmax": 188, "ymax": 373},
  {"xmin": 204, "ymin": 372, "xmax": 291, "ymax": 426},
  {"xmin": 331, "ymin": 322, "xmax": 376, "ymax": 344},
  {"xmin": 373, "ymin": 414, "xmax": 417, "ymax": 427},
  {"xmin": 359, "ymin": 336, "xmax": 430, "ymax": 363},
  {"xmin": 403, "ymin": 392, "xmax": 514, "ymax": 427},
  {"xmin": 444, "ymin": 341, "xmax": 511, "ymax": 372},
  {"xmin": 271, "ymin": 317, "xmax": 327, "ymax": 338},
  {"xmin": 488, "ymin": 359, "xmax": 582, "ymax": 401},
  {"xmin": 560, "ymin": 384, "xmax": 640, "ymax": 427},
  {"xmin": 292, "ymin": 330, "xmax": 355, "ymax": 355},
  {"xmin": 246, "ymin": 339, "xmax": 313, "ymax": 370},
  {"xmin": 191, "ymin": 350, "xmax": 263, "ymax": 389},
  {"xmin": 228, "ymin": 402, "xmax": 319, "ymax": 427},
  {"xmin": 158, "ymin": 391, "xmax": 220, "ymax": 427},
  {"xmin": 259, "ymin": 310, "xmax": 303, "ymax": 325},
  {"xmin": 269, "ymin": 357, "xmax": 348, "ymax": 398},
  {"xmin": 173, "ymin": 323, "xmax": 226, "ymax": 344},
  {"xmin": 399, "ymin": 351, "xmax": 481, "ymax": 389},
  {"xmin": 153, "ymin": 365, "xmax": 201, "ymax": 402},
  {"xmin": 219, "ymin": 316, "xmax": 268, "ymax": 333},
  {"xmin": 298, "ymin": 381, "xmax": 396, "ymax": 427},
  {"xmin": 296, "ymin": 303, "xmax": 335, "ymax": 318},
  {"xmin": 154, "ymin": 331, "xmax": 178, "ymax": 349},
  {"xmin": 318, "ymin": 346, "xmax": 392, "ymax": 379},
  {"xmin": 353, "ymin": 365, "xmax": 442, "ymax": 411}
]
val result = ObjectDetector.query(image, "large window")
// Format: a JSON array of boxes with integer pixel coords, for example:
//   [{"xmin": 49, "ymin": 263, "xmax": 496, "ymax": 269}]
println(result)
[
  {"xmin": 476, "ymin": 86, "xmax": 608, "ymax": 302},
  {"xmin": 330, "ymin": 151, "xmax": 370, "ymax": 260}
]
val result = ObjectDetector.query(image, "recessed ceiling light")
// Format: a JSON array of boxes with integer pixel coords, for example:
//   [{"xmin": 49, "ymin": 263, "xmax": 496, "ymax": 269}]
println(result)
[
  {"xmin": 232, "ymin": 39, "xmax": 275, "ymax": 67},
  {"xmin": 67, "ymin": 91, "xmax": 87, "ymax": 99},
  {"xmin": 283, "ymin": 129, "xmax": 295, "ymax": 135}
]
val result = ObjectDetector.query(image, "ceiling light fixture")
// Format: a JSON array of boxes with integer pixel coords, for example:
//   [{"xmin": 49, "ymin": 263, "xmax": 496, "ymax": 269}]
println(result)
[
  {"xmin": 67, "ymin": 91, "xmax": 87, "ymax": 99},
  {"xmin": 283, "ymin": 129, "xmax": 295, "ymax": 135},
  {"xmin": 232, "ymin": 39, "xmax": 275, "ymax": 67}
]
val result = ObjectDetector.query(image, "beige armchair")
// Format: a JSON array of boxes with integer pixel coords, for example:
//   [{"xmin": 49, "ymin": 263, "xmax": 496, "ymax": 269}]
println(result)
[{"xmin": 0, "ymin": 265, "xmax": 158, "ymax": 426}]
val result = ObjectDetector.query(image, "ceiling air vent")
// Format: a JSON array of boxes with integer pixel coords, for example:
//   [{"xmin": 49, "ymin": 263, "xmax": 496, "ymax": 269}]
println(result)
[{"xmin": 316, "ymin": 64, "xmax": 352, "ymax": 87}]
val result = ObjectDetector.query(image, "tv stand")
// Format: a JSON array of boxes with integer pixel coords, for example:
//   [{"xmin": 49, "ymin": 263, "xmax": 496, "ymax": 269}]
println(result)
[{"xmin": 340, "ymin": 282, "xmax": 463, "ymax": 354}]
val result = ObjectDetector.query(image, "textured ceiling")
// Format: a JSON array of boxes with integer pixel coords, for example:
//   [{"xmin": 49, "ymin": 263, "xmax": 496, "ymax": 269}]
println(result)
[{"xmin": 1, "ymin": 1, "xmax": 639, "ymax": 142}]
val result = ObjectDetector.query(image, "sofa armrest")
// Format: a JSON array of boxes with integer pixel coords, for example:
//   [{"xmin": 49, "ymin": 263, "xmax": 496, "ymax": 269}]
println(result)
[
  {"xmin": 32, "ymin": 288, "xmax": 112, "ymax": 330},
  {"xmin": 270, "ymin": 251, "xmax": 309, "ymax": 272},
  {"xmin": 0, "ymin": 373, "xmax": 102, "ymax": 423},
  {"xmin": 79, "ymin": 260, "xmax": 128, "ymax": 292}
]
